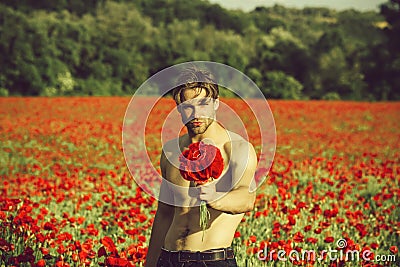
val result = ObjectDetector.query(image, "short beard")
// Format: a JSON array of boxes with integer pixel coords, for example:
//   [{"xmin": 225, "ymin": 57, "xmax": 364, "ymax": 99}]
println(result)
[{"xmin": 186, "ymin": 118, "xmax": 213, "ymax": 135}]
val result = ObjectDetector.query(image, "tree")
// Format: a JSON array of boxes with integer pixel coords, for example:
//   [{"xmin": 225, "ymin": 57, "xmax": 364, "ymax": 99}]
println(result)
[
  {"xmin": 0, "ymin": 5, "xmax": 66, "ymax": 95},
  {"xmin": 310, "ymin": 46, "xmax": 367, "ymax": 100},
  {"xmin": 0, "ymin": 0, "xmax": 103, "ymax": 15},
  {"xmin": 263, "ymin": 71, "xmax": 303, "ymax": 99},
  {"xmin": 0, "ymin": 0, "xmax": 391, "ymax": 99},
  {"xmin": 378, "ymin": 0, "xmax": 400, "ymax": 99},
  {"xmin": 249, "ymin": 27, "xmax": 311, "ymax": 94},
  {"xmin": 251, "ymin": 6, "xmax": 286, "ymax": 33}
]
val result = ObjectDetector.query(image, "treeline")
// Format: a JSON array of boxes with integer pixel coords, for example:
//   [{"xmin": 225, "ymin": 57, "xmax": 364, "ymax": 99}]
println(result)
[{"xmin": 0, "ymin": 0, "xmax": 399, "ymax": 100}]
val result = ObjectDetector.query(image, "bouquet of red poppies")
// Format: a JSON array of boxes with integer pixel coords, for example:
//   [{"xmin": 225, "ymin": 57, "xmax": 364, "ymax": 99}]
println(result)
[{"xmin": 179, "ymin": 141, "xmax": 224, "ymax": 241}]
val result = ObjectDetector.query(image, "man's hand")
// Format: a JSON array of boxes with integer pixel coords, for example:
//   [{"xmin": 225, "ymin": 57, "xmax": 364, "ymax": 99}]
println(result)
[{"xmin": 198, "ymin": 182, "xmax": 223, "ymax": 206}]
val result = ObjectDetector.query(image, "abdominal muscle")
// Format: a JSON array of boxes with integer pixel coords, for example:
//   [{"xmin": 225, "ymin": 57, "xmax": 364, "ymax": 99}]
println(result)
[{"xmin": 164, "ymin": 206, "xmax": 244, "ymax": 251}]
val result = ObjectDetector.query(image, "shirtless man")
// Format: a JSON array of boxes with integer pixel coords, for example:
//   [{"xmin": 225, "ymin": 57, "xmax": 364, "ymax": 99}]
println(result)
[{"xmin": 145, "ymin": 67, "xmax": 257, "ymax": 267}]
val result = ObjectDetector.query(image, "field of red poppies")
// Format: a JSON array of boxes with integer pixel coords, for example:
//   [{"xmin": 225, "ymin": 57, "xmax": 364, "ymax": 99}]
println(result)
[{"xmin": 0, "ymin": 97, "xmax": 399, "ymax": 267}]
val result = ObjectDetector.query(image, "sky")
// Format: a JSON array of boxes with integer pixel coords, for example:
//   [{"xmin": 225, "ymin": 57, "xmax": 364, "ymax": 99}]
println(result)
[{"xmin": 207, "ymin": 0, "xmax": 385, "ymax": 12}]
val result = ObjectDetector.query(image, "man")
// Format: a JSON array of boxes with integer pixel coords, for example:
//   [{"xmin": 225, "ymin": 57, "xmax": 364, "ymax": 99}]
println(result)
[{"xmin": 145, "ymin": 67, "xmax": 257, "ymax": 267}]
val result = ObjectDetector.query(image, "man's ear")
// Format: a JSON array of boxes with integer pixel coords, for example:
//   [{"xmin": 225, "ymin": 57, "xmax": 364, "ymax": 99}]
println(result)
[{"xmin": 214, "ymin": 98, "xmax": 220, "ymax": 110}]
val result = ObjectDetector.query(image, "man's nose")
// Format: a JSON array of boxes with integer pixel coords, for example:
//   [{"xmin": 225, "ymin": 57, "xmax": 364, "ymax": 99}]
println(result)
[{"xmin": 193, "ymin": 106, "xmax": 201, "ymax": 118}]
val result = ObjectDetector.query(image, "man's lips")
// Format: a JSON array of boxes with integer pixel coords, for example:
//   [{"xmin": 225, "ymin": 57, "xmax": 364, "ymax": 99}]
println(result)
[{"xmin": 190, "ymin": 121, "xmax": 203, "ymax": 127}]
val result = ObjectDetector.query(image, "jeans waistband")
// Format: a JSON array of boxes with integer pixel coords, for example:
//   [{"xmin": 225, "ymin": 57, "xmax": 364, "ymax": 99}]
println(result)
[{"xmin": 160, "ymin": 247, "xmax": 235, "ymax": 262}]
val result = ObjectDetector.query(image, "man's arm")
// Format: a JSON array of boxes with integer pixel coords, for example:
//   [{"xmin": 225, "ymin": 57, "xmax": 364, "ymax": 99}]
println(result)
[
  {"xmin": 199, "ymin": 141, "xmax": 257, "ymax": 214},
  {"xmin": 145, "ymin": 198, "xmax": 174, "ymax": 267},
  {"xmin": 145, "ymin": 152, "xmax": 174, "ymax": 267}
]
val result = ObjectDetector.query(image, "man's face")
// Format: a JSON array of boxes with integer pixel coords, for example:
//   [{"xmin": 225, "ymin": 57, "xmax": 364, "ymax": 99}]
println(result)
[{"xmin": 178, "ymin": 88, "xmax": 218, "ymax": 135}]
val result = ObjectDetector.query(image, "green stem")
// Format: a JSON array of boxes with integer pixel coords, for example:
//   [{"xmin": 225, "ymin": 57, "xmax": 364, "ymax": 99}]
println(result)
[{"xmin": 199, "ymin": 200, "xmax": 210, "ymax": 242}]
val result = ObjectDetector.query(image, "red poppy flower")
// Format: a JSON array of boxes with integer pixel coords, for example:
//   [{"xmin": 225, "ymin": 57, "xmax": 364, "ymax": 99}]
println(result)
[
  {"xmin": 306, "ymin": 237, "xmax": 318, "ymax": 244},
  {"xmin": 40, "ymin": 247, "xmax": 49, "ymax": 255},
  {"xmin": 43, "ymin": 222, "xmax": 56, "ymax": 231},
  {"xmin": 304, "ymin": 225, "xmax": 312, "ymax": 232},
  {"xmin": 293, "ymin": 232, "xmax": 304, "ymax": 243},
  {"xmin": 36, "ymin": 259, "xmax": 46, "ymax": 267},
  {"xmin": 288, "ymin": 215, "xmax": 296, "ymax": 225},
  {"xmin": 179, "ymin": 142, "xmax": 224, "ymax": 185},
  {"xmin": 370, "ymin": 243, "xmax": 379, "ymax": 250},
  {"xmin": 389, "ymin": 246, "xmax": 398, "ymax": 254},
  {"xmin": 101, "ymin": 236, "xmax": 117, "ymax": 255},
  {"xmin": 314, "ymin": 228, "xmax": 322, "ymax": 234},
  {"xmin": 249, "ymin": 235, "xmax": 257, "ymax": 243},
  {"xmin": 98, "ymin": 246, "xmax": 107, "ymax": 257},
  {"xmin": 324, "ymin": 236, "xmax": 334, "ymax": 243},
  {"xmin": 105, "ymin": 257, "xmax": 129, "ymax": 267}
]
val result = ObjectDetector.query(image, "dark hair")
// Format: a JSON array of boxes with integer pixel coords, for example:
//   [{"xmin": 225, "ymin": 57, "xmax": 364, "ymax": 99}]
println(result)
[{"xmin": 172, "ymin": 66, "xmax": 219, "ymax": 104}]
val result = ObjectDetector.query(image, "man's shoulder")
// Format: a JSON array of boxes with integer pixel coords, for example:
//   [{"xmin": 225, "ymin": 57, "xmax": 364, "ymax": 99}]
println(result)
[
  {"xmin": 224, "ymin": 131, "xmax": 255, "ymax": 152},
  {"xmin": 162, "ymin": 135, "xmax": 188, "ymax": 155},
  {"xmin": 223, "ymin": 132, "xmax": 256, "ymax": 165}
]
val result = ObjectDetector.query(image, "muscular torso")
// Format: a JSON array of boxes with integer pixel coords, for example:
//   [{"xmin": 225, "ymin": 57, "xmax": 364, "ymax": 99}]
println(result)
[{"xmin": 162, "ymin": 133, "xmax": 245, "ymax": 251}]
